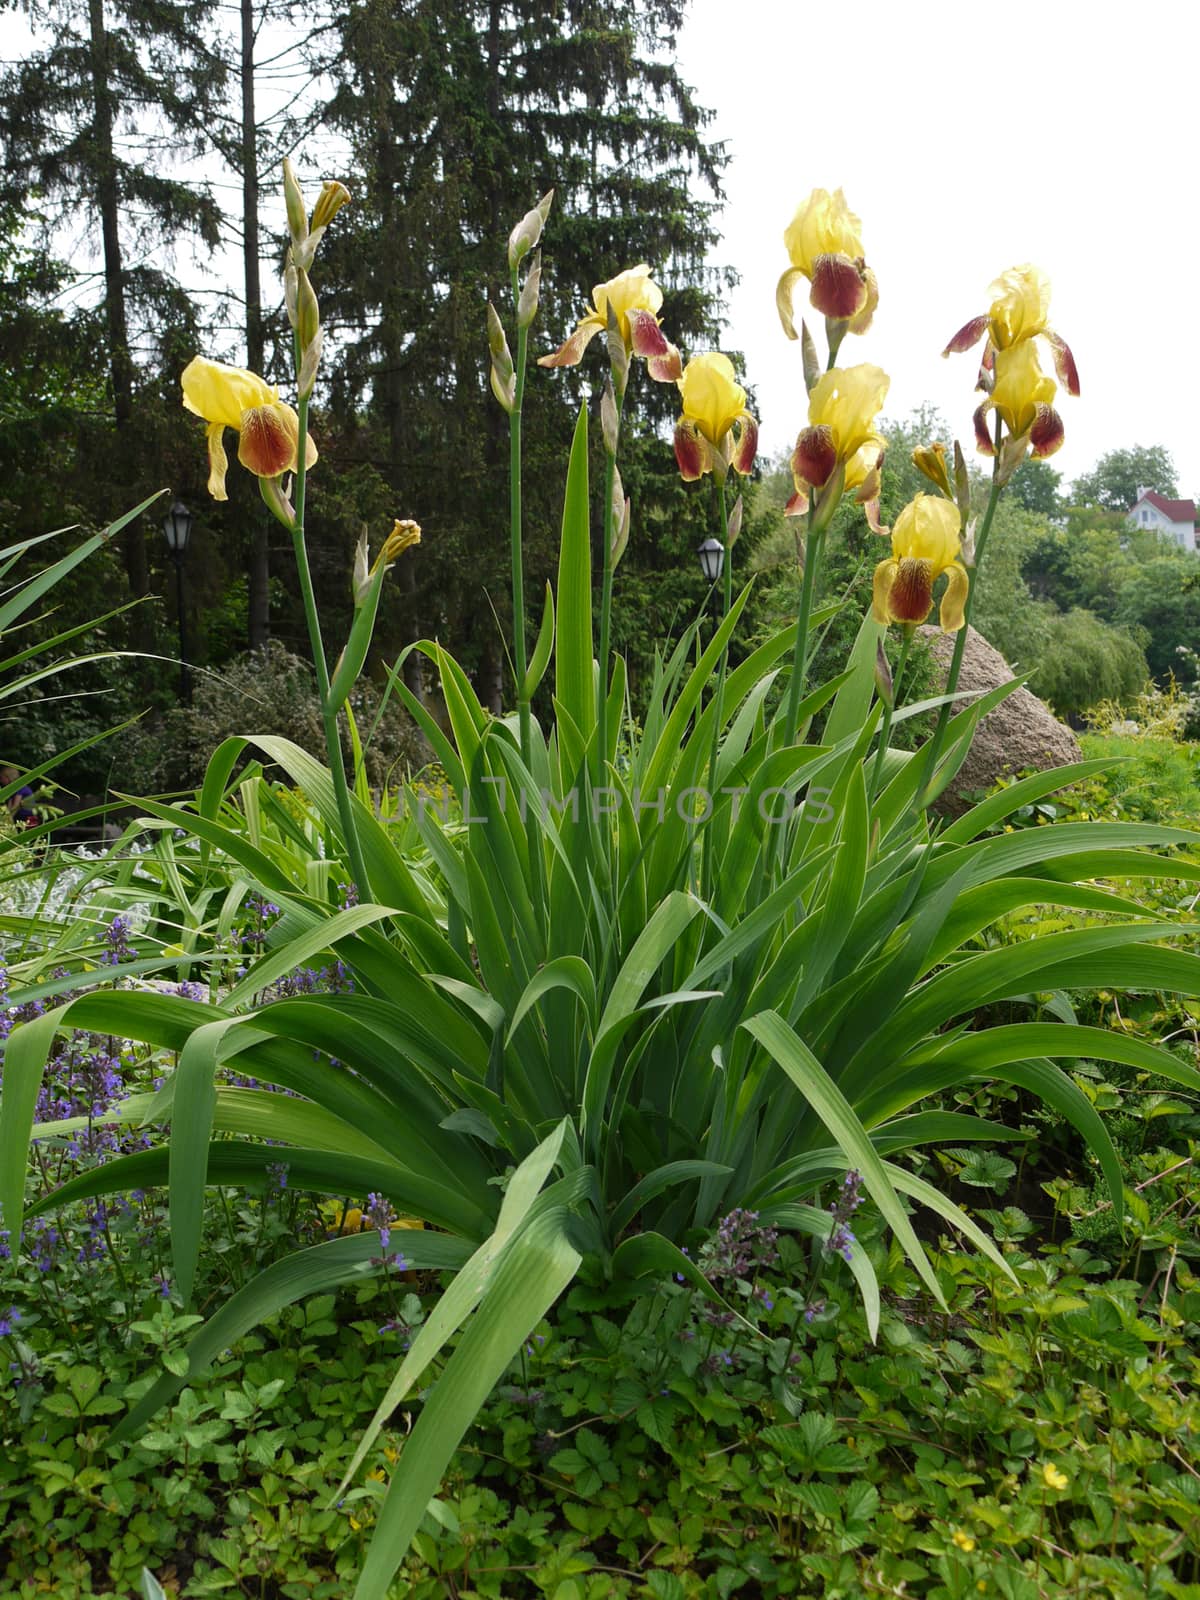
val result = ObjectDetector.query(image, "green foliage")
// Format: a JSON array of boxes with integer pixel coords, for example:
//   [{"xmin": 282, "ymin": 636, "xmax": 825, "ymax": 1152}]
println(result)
[
  {"xmin": 114, "ymin": 642, "xmax": 425, "ymax": 796},
  {"xmin": 3, "ymin": 1140, "xmax": 1198, "ymax": 1597},
  {"xmin": 1113, "ymin": 557, "xmax": 1200, "ymax": 681},
  {"xmin": 1008, "ymin": 457, "xmax": 1064, "ymax": 518},
  {"xmin": 8, "ymin": 134, "xmax": 1200, "ymax": 1600},
  {"xmin": 1072, "ymin": 444, "xmax": 1179, "ymax": 510},
  {"xmin": 1028, "ymin": 609, "xmax": 1148, "ymax": 721}
]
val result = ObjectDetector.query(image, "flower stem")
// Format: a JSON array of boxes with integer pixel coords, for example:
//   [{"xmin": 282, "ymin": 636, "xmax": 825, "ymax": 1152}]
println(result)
[
  {"xmin": 292, "ymin": 389, "xmax": 372, "ymax": 899},
  {"xmin": 869, "ymin": 628, "xmax": 913, "ymax": 804},
  {"xmin": 919, "ymin": 421, "xmax": 1004, "ymax": 805},
  {"xmin": 701, "ymin": 477, "xmax": 732, "ymax": 897},
  {"xmin": 597, "ymin": 388, "xmax": 626, "ymax": 778},
  {"xmin": 782, "ymin": 507, "xmax": 823, "ymax": 748},
  {"xmin": 510, "ymin": 268, "xmax": 531, "ymax": 768}
]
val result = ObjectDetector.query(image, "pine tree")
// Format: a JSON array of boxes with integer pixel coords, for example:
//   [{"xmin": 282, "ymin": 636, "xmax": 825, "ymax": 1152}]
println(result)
[
  {"xmin": 313, "ymin": 0, "xmax": 729, "ymax": 706},
  {"xmin": 0, "ymin": 0, "xmax": 225, "ymax": 596}
]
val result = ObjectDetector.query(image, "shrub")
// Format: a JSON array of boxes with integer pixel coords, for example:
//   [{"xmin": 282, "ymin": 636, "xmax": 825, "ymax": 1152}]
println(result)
[{"xmin": 117, "ymin": 640, "xmax": 426, "ymax": 793}]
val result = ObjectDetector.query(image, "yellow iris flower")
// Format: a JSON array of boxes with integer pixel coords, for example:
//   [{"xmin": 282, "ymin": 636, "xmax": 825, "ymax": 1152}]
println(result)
[
  {"xmin": 777, "ymin": 187, "xmax": 877, "ymax": 339},
  {"xmin": 943, "ymin": 262, "xmax": 1079, "ymax": 397},
  {"xmin": 872, "ymin": 494, "xmax": 968, "ymax": 632},
  {"xmin": 974, "ymin": 341, "xmax": 1064, "ymax": 461},
  {"xmin": 181, "ymin": 355, "xmax": 317, "ymax": 501},
  {"xmin": 788, "ymin": 364, "xmax": 889, "ymax": 519},
  {"xmin": 538, "ymin": 263, "xmax": 681, "ymax": 379},
  {"xmin": 672, "ymin": 352, "xmax": 758, "ymax": 482}
]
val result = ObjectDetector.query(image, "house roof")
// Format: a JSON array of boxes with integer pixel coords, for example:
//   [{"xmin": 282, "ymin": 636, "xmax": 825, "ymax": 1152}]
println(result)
[{"xmin": 1135, "ymin": 489, "xmax": 1197, "ymax": 524}]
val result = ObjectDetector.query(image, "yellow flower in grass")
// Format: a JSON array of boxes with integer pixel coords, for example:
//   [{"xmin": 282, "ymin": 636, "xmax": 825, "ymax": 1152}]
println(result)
[
  {"xmin": 777, "ymin": 187, "xmax": 878, "ymax": 339},
  {"xmin": 1041, "ymin": 1461, "xmax": 1069, "ymax": 1491},
  {"xmin": 952, "ymin": 1529, "xmax": 976, "ymax": 1553},
  {"xmin": 538, "ymin": 264, "xmax": 681, "ymax": 380},
  {"xmin": 873, "ymin": 494, "xmax": 968, "ymax": 633},
  {"xmin": 182, "ymin": 355, "xmax": 317, "ymax": 501}
]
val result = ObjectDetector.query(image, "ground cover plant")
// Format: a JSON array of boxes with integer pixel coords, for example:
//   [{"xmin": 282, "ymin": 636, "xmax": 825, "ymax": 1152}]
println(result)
[{"xmin": 2, "ymin": 174, "xmax": 1200, "ymax": 1599}]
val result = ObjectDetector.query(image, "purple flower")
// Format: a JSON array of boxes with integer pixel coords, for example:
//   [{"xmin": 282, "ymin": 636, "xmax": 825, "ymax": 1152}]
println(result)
[
  {"xmin": 99, "ymin": 915, "xmax": 134, "ymax": 968},
  {"xmin": 0, "ymin": 1307, "xmax": 20, "ymax": 1338},
  {"xmin": 824, "ymin": 1169, "xmax": 863, "ymax": 1264}
]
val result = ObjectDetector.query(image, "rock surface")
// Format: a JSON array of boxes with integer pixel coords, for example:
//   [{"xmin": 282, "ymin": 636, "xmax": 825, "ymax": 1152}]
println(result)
[{"xmin": 918, "ymin": 624, "xmax": 1081, "ymax": 813}]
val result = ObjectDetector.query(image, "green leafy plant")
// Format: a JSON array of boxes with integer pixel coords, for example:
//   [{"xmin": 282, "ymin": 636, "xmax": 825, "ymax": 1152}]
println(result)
[{"xmin": 5, "ymin": 176, "xmax": 1200, "ymax": 1600}]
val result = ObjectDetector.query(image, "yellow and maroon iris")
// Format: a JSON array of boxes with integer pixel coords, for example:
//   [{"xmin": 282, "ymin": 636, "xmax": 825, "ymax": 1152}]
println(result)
[
  {"xmin": 672, "ymin": 352, "xmax": 758, "ymax": 482},
  {"xmin": 872, "ymin": 494, "xmax": 968, "ymax": 632},
  {"xmin": 777, "ymin": 188, "xmax": 878, "ymax": 339},
  {"xmin": 182, "ymin": 356, "xmax": 317, "ymax": 501},
  {"xmin": 973, "ymin": 341, "xmax": 1065, "ymax": 460},
  {"xmin": 537, "ymin": 263, "xmax": 681, "ymax": 380},
  {"xmin": 787, "ymin": 363, "xmax": 889, "ymax": 519},
  {"xmin": 943, "ymin": 263, "xmax": 1079, "ymax": 397}
]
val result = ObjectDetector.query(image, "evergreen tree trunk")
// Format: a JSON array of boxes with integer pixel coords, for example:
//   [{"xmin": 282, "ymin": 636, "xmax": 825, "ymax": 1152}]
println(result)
[
  {"xmin": 242, "ymin": 0, "xmax": 270, "ymax": 649},
  {"xmin": 87, "ymin": 0, "xmax": 146, "ymax": 598}
]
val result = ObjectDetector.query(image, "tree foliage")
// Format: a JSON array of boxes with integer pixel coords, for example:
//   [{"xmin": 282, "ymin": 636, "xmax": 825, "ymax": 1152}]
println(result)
[
  {"xmin": 316, "ymin": 0, "xmax": 729, "ymax": 704},
  {"xmin": 1071, "ymin": 444, "xmax": 1179, "ymax": 511}
]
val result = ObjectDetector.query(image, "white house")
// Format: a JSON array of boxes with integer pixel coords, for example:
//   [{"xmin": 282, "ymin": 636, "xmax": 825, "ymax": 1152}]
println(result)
[{"xmin": 1127, "ymin": 488, "xmax": 1197, "ymax": 551}]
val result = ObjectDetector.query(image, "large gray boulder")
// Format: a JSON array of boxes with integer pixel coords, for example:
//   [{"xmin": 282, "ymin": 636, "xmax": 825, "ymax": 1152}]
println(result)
[{"xmin": 918, "ymin": 624, "xmax": 1081, "ymax": 813}]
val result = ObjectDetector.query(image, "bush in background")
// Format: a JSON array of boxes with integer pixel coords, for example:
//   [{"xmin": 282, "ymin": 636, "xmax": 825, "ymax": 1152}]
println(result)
[{"xmin": 117, "ymin": 641, "xmax": 427, "ymax": 795}]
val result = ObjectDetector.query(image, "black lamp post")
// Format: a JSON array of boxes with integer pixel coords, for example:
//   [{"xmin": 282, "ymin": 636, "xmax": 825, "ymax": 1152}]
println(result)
[
  {"xmin": 162, "ymin": 499, "xmax": 193, "ymax": 703},
  {"xmin": 697, "ymin": 537, "xmax": 725, "ymax": 587}
]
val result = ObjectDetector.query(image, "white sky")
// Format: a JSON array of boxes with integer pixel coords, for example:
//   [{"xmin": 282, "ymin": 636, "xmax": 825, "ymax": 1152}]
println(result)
[
  {"xmin": 674, "ymin": 0, "xmax": 1200, "ymax": 497},
  {"xmin": 7, "ymin": 0, "xmax": 1198, "ymax": 499}
]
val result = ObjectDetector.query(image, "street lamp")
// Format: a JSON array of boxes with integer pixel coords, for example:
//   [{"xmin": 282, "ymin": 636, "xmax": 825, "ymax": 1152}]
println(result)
[
  {"xmin": 697, "ymin": 537, "xmax": 724, "ymax": 585},
  {"xmin": 162, "ymin": 499, "xmax": 193, "ymax": 703}
]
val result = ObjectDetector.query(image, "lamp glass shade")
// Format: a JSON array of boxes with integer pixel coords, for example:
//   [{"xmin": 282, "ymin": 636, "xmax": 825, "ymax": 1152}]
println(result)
[
  {"xmin": 162, "ymin": 500, "xmax": 194, "ymax": 554},
  {"xmin": 697, "ymin": 537, "xmax": 724, "ymax": 584}
]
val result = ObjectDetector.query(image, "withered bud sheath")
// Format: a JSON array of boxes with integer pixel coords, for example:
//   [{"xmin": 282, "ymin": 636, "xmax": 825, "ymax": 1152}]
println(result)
[
  {"xmin": 298, "ymin": 327, "xmax": 323, "ymax": 400},
  {"xmin": 487, "ymin": 301, "xmax": 516, "ymax": 412},
  {"xmin": 282, "ymin": 158, "xmax": 308, "ymax": 252},
  {"xmin": 284, "ymin": 261, "xmax": 300, "ymax": 329},
  {"xmin": 487, "ymin": 302, "xmax": 514, "ymax": 378},
  {"xmin": 953, "ymin": 440, "xmax": 972, "ymax": 527},
  {"xmin": 604, "ymin": 301, "xmax": 629, "ymax": 397},
  {"xmin": 507, "ymin": 189, "xmax": 554, "ymax": 270},
  {"xmin": 873, "ymin": 639, "xmax": 895, "ymax": 710},
  {"xmin": 727, "ymin": 494, "xmax": 744, "ymax": 548},
  {"xmin": 600, "ymin": 379, "xmax": 619, "ymax": 457},
  {"xmin": 516, "ymin": 250, "xmax": 541, "ymax": 329},
  {"xmin": 296, "ymin": 269, "xmax": 320, "ymax": 351},
  {"xmin": 800, "ymin": 320, "xmax": 821, "ymax": 395}
]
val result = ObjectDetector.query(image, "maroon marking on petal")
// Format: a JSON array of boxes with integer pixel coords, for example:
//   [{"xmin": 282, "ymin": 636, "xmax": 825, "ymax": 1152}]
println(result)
[
  {"xmin": 646, "ymin": 342, "xmax": 683, "ymax": 383},
  {"xmin": 731, "ymin": 412, "xmax": 758, "ymax": 476},
  {"xmin": 674, "ymin": 417, "xmax": 709, "ymax": 482},
  {"xmin": 1045, "ymin": 330, "xmax": 1080, "ymax": 397},
  {"xmin": 792, "ymin": 424, "xmax": 837, "ymax": 489},
  {"xmin": 973, "ymin": 405, "xmax": 996, "ymax": 456},
  {"xmin": 627, "ymin": 308, "xmax": 669, "ymax": 359},
  {"xmin": 238, "ymin": 406, "xmax": 296, "ymax": 479},
  {"xmin": 890, "ymin": 557, "xmax": 934, "ymax": 623},
  {"xmin": 784, "ymin": 489, "xmax": 809, "ymax": 518},
  {"xmin": 942, "ymin": 315, "xmax": 989, "ymax": 358},
  {"xmin": 1029, "ymin": 404, "xmax": 1065, "ymax": 459},
  {"xmin": 809, "ymin": 253, "xmax": 868, "ymax": 322}
]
